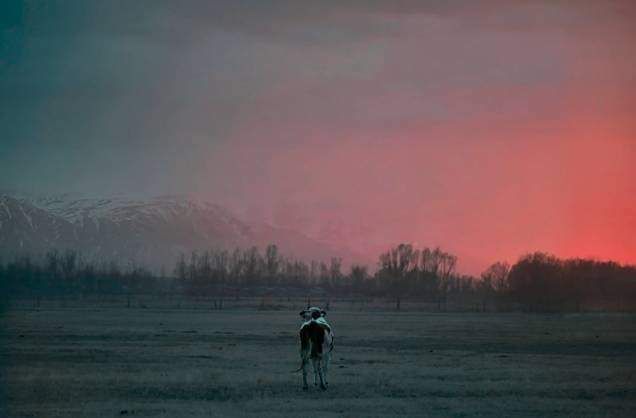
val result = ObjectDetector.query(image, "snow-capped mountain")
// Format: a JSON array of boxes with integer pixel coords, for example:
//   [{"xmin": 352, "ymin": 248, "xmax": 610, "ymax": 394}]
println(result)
[{"xmin": 0, "ymin": 193, "xmax": 361, "ymax": 270}]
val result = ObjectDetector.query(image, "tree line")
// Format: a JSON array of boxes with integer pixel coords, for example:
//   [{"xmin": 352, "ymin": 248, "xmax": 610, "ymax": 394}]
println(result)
[
  {"xmin": 0, "ymin": 250, "xmax": 160, "ymax": 301},
  {"xmin": 1, "ymin": 244, "xmax": 635, "ymax": 311}
]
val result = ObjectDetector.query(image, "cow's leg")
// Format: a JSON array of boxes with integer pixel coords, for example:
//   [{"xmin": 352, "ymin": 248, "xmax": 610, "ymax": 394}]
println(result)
[
  {"xmin": 301, "ymin": 359, "xmax": 309, "ymax": 390},
  {"xmin": 322, "ymin": 352, "xmax": 330, "ymax": 386},
  {"xmin": 311, "ymin": 358, "xmax": 319, "ymax": 386},
  {"xmin": 315, "ymin": 358, "xmax": 327, "ymax": 390},
  {"xmin": 322, "ymin": 331, "xmax": 333, "ymax": 387}
]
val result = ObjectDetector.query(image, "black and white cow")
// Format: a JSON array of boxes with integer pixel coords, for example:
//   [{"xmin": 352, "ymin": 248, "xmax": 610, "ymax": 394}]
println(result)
[{"xmin": 298, "ymin": 307, "xmax": 334, "ymax": 390}]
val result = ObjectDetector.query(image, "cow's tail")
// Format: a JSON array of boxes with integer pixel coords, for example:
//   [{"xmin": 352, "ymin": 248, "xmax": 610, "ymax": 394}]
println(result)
[{"xmin": 292, "ymin": 358, "xmax": 306, "ymax": 373}]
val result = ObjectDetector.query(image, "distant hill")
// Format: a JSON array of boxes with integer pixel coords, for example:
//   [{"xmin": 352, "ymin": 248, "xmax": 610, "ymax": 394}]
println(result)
[{"xmin": 0, "ymin": 193, "xmax": 362, "ymax": 270}]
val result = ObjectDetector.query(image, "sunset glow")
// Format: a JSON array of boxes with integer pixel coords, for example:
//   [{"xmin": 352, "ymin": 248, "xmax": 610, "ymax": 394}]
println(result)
[{"xmin": 1, "ymin": 0, "xmax": 634, "ymax": 274}]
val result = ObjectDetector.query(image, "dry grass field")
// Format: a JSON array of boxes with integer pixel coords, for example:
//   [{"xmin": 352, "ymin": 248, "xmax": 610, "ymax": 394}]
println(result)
[{"xmin": 1, "ymin": 304, "xmax": 635, "ymax": 417}]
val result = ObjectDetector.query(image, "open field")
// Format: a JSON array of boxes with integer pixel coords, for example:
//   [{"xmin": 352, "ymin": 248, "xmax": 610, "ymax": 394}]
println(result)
[{"xmin": 1, "ymin": 305, "xmax": 635, "ymax": 417}]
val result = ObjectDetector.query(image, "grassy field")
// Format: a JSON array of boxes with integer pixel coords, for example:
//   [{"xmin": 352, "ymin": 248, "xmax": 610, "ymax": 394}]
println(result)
[{"xmin": 1, "ymin": 305, "xmax": 635, "ymax": 417}]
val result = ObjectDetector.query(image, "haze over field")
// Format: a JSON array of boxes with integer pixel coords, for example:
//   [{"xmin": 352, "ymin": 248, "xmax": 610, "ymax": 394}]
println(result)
[{"xmin": 1, "ymin": 0, "xmax": 635, "ymax": 274}]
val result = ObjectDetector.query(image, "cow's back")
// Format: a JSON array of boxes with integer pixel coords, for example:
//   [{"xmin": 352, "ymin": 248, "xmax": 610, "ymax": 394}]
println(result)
[{"xmin": 300, "ymin": 320, "xmax": 330, "ymax": 359}]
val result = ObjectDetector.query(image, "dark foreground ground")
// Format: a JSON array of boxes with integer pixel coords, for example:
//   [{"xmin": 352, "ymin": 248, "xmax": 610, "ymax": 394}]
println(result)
[{"xmin": 1, "ymin": 306, "xmax": 635, "ymax": 417}]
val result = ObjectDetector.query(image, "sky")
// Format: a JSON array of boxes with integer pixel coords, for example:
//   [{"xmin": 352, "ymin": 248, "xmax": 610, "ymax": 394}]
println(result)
[{"xmin": 1, "ymin": 0, "xmax": 635, "ymax": 274}]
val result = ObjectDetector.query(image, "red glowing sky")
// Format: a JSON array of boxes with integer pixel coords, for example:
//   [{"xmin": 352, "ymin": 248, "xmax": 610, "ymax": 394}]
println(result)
[
  {"xmin": 2, "ymin": 1, "xmax": 635, "ymax": 274},
  {"xmin": 199, "ymin": 2, "xmax": 636, "ymax": 273}
]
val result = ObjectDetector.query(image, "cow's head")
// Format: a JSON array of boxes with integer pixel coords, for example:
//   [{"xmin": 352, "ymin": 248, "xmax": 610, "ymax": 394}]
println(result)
[{"xmin": 299, "ymin": 306, "xmax": 326, "ymax": 321}]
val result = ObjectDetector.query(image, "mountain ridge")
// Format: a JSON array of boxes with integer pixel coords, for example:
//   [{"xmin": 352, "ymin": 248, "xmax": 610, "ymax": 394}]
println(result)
[{"xmin": 0, "ymin": 193, "xmax": 363, "ymax": 270}]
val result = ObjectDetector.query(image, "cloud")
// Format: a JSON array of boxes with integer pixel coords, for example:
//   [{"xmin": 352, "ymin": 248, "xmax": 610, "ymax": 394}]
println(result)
[{"xmin": 0, "ymin": 0, "xmax": 634, "ymax": 272}]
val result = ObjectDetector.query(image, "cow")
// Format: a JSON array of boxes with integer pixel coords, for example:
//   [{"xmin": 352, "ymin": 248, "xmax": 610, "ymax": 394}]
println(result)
[{"xmin": 297, "ymin": 307, "xmax": 334, "ymax": 390}]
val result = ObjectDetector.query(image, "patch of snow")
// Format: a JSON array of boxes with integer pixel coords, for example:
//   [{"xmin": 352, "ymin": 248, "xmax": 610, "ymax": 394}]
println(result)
[
  {"xmin": 18, "ymin": 205, "xmax": 34, "ymax": 230},
  {"xmin": 1, "ymin": 200, "xmax": 12, "ymax": 219}
]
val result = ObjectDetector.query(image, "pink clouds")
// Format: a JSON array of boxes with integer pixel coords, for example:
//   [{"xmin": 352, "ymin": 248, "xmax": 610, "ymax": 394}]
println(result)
[{"xmin": 191, "ymin": 2, "xmax": 636, "ymax": 274}]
